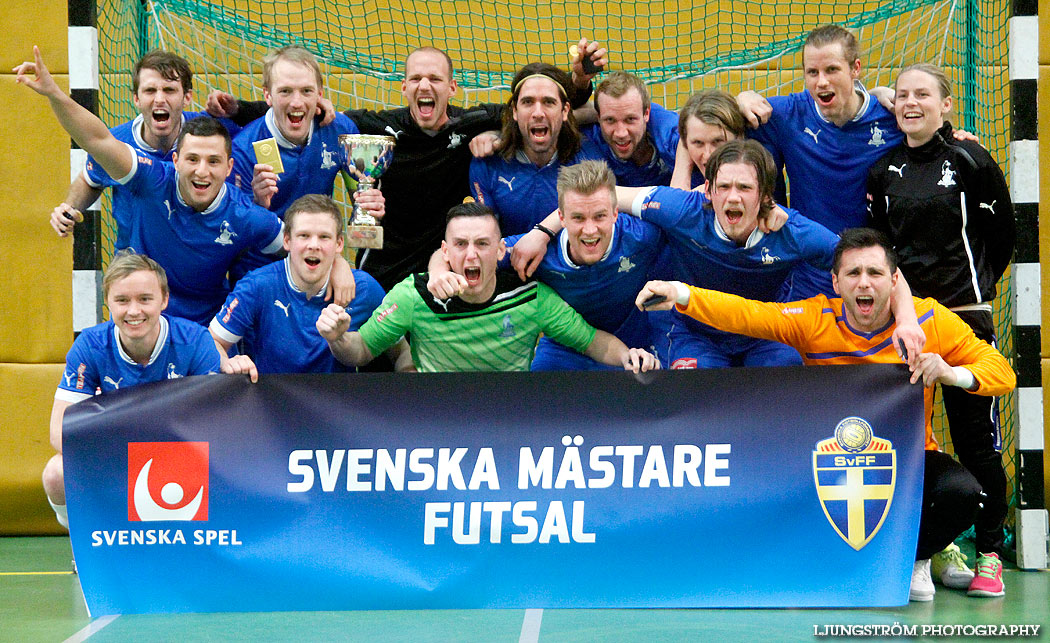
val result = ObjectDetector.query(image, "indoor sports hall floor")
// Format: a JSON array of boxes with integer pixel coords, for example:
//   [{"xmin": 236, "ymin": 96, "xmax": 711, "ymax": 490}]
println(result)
[{"xmin": 2, "ymin": 536, "xmax": 1046, "ymax": 641}]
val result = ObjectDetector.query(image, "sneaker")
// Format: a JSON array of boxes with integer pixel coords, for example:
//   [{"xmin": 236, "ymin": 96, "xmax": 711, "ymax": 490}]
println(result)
[
  {"xmin": 931, "ymin": 543, "xmax": 974, "ymax": 589},
  {"xmin": 967, "ymin": 552, "xmax": 1005, "ymax": 597},
  {"xmin": 910, "ymin": 558, "xmax": 935, "ymax": 601}
]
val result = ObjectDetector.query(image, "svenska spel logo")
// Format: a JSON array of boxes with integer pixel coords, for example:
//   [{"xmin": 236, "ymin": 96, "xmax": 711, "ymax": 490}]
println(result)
[
  {"xmin": 128, "ymin": 442, "xmax": 209, "ymax": 521},
  {"xmin": 812, "ymin": 417, "xmax": 896, "ymax": 550}
]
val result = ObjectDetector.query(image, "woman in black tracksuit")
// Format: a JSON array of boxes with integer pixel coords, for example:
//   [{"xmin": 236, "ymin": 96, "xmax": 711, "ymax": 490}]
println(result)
[{"xmin": 867, "ymin": 63, "xmax": 1015, "ymax": 581}]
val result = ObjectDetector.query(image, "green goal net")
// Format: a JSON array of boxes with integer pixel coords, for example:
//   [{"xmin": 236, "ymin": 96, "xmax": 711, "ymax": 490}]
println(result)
[{"xmin": 94, "ymin": 0, "xmax": 1016, "ymax": 541}]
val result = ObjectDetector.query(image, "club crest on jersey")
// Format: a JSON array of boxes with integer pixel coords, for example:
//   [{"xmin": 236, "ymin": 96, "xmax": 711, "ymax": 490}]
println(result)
[
  {"xmin": 166, "ymin": 363, "xmax": 183, "ymax": 379},
  {"xmin": 868, "ymin": 123, "xmax": 886, "ymax": 147},
  {"xmin": 128, "ymin": 441, "xmax": 209, "ymax": 521},
  {"xmin": 214, "ymin": 220, "xmax": 237, "ymax": 246},
  {"xmin": 320, "ymin": 142, "xmax": 337, "ymax": 169},
  {"xmin": 618, "ymin": 256, "xmax": 636, "ymax": 273},
  {"xmin": 813, "ymin": 417, "xmax": 896, "ymax": 551},
  {"xmin": 937, "ymin": 161, "xmax": 956, "ymax": 187},
  {"xmin": 447, "ymin": 132, "xmax": 463, "ymax": 149},
  {"xmin": 498, "ymin": 314, "xmax": 516, "ymax": 338},
  {"xmin": 760, "ymin": 247, "xmax": 781, "ymax": 265}
]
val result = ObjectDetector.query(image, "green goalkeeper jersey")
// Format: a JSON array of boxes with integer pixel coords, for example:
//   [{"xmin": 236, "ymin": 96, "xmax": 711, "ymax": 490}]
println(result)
[{"xmin": 358, "ymin": 272, "xmax": 598, "ymax": 372}]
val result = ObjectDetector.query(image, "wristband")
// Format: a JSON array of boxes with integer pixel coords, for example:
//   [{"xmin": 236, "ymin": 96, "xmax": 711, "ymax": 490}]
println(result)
[
  {"xmin": 951, "ymin": 366, "xmax": 976, "ymax": 391},
  {"xmin": 533, "ymin": 224, "xmax": 557, "ymax": 241}
]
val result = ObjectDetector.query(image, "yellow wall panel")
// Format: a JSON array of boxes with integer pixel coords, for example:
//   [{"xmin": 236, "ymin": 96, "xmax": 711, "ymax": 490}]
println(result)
[
  {"xmin": 0, "ymin": 12, "xmax": 67, "ymax": 73},
  {"xmin": 0, "ymin": 363, "xmax": 66, "ymax": 535},
  {"xmin": 1042, "ymin": 10, "xmax": 1050, "ymax": 66},
  {"xmin": 0, "ymin": 73, "xmax": 72, "ymax": 364}
]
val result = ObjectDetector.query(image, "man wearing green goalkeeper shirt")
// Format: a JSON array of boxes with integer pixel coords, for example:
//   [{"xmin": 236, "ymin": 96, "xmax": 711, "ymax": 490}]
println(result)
[{"xmin": 316, "ymin": 202, "xmax": 659, "ymax": 373}]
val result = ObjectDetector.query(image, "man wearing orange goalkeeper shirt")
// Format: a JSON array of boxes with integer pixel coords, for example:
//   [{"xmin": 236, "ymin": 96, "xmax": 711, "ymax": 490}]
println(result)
[{"xmin": 637, "ymin": 227, "xmax": 1016, "ymax": 603}]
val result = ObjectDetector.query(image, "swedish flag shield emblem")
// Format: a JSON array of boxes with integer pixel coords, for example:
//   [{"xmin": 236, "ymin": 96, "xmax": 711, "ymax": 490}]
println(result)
[{"xmin": 813, "ymin": 417, "xmax": 896, "ymax": 551}]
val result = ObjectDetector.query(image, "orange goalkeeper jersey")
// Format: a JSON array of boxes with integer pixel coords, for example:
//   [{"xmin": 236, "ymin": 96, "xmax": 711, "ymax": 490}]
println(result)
[{"xmin": 677, "ymin": 288, "xmax": 1016, "ymax": 450}]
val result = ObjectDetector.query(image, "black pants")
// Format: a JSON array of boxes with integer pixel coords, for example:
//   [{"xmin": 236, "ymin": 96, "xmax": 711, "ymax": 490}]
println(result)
[
  {"xmin": 918, "ymin": 450, "xmax": 983, "ymax": 560},
  {"xmin": 940, "ymin": 309, "xmax": 1007, "ymax": 554}
]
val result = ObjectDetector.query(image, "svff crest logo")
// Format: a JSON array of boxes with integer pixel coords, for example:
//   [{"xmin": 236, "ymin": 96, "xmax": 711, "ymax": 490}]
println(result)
[
  {"xmin": 812, "ymin": 418, "xmax": 895, "ymax": 550},
  {"xmin": 128, "ymin": 442, "xmax": 209, "ymax": 521}
]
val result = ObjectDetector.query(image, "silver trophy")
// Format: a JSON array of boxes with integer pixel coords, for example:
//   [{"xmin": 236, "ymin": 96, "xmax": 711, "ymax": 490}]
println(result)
[{"xmin": 338, "ymin": 134, "xmax": 396, "ymax": 250}]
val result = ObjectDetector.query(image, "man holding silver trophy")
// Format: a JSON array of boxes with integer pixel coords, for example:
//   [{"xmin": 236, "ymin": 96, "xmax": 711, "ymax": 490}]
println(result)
[
  {"xmin": 209, "ymin": 42, "xmax": 607, "ymax": 291},
  {"xmin": 225, "ymin": 45, "xmax": 385, "ymax": 285}
]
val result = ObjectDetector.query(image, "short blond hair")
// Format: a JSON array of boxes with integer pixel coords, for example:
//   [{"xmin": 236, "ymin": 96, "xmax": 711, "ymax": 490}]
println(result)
[
  {"xmin": 103, "ymin": 250, "xmax": 169, "ymax": 300},
  {"xmin": 263, "ymin": 45, "xmax": 323, "ymax": 91},
  {"xmin": 556, "ymin": 160, "xmax": 616, "ymax": 211}
]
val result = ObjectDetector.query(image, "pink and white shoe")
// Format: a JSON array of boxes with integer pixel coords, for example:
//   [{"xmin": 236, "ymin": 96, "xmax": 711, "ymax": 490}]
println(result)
[{"xmin": 966, "ymin": 552, "xmax": 1005, "ymax": 597}]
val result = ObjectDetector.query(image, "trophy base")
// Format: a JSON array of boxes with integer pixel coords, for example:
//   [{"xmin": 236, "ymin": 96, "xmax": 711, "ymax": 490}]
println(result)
[{"xmin": 346, "ymin": 224, "xmax": 383, "ymax": 249}]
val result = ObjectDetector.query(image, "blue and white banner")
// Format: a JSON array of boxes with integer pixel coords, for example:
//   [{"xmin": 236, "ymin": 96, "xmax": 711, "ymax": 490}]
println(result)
[{"xmin": 64, "ymin": 365, "xmax": 925, "ymax": 615}]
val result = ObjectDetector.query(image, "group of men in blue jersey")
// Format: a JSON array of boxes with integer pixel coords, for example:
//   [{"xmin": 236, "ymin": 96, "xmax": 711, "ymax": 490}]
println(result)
[{"xmin": 23, "ymin": 21, "xmax": 1014, "ymax": 604}]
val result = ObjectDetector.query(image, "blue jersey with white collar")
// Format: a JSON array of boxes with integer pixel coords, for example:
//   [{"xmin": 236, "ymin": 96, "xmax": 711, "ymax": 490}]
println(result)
[
  {"xmin": 749, "ymin": 84, "xmax": 901, "ymax": 297},
  {"xmin": 83, "ymin": 111, "xmax": 240, "ymax": 250},
  {"xmin": 636, "ymin": 186, "xmax": 838, "ymax": 353},
  {"xmin": 582, "ymin": 102, "xmax": 679, "ymax": 187},
  {"xmin": 55, "ymin": 315, "xmax": 219, "ymax": 403},
  {"xmin": 230, "ymin": 110, "xmax": 359, "ymax": 219},
  {"xmin": 210, "ymin": 261, "xmax": 384, "ymax": 374},
  {"xmin": 116, "ymin": 147, "xmax": 284, "ymax": 324},
  {"xmin": 503, "ymin": 214, "xmax": 663, "ymax": 371},
  {"xmin": 749, "ymin": 84, "xmax": 902, "ymax": 233},
  {"xmin": 469, "ymin": 140, "xmax": 605, "ymax": 235}
]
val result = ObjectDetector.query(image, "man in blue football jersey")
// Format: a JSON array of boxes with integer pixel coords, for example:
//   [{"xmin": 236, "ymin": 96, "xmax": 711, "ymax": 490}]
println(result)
[
  {"xmin": 230, "ymin": 45, "xmax": 383, "ymax": 219},
  {"xmin": 431, "ymin": 160, "xmax": 664, "ymax": 370},
  {"xmin": 610, "ymin": 139, "xmax": 924, "ymax": 368},
  {"xmin": 469, "ymin": 62, "xmax": 605, "ymax": 235},
  {"xmin": 227, "ymin": 45, "xmax": 383, "ymax": 280},
  {"xmin": 49, "ymin": 50, "xmax": 239, "ymax": 249},
  {"xmin": 582, "ymin": 71, "xmax": 679, "ymax": 188},
  {"xmin": 210, "ymin": 195, "xmax": 407, "ymax": 379},
  {"xmin": 42, "ymin": 251, "xmax": 221, "ymax": 529},
  {"xmin": 19, "ymin": 47, "xmax": 287, "ymax": 324},
  {"xmin": 736, "ymin": 24, "xmax": 903, "ymax": 298}
]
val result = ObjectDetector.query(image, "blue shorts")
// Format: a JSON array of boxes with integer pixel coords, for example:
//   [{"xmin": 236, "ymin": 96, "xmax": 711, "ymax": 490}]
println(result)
[
  {"xmin": 530, "ymin": 337, "xmax": 619, "ymax": 372},
  {"xmin": 667, "ymin": 323, "xmax": 802, "ymax": 369}
]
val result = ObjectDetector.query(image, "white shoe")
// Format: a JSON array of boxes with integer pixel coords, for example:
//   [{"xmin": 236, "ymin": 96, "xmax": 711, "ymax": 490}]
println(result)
[
  {"xmin": 910, "ymin": 558, "xmax": 935, "ymax": 601},
  {"xmin": 931, "ymin": 543, "xmax": 974, "ymax": 589}
]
